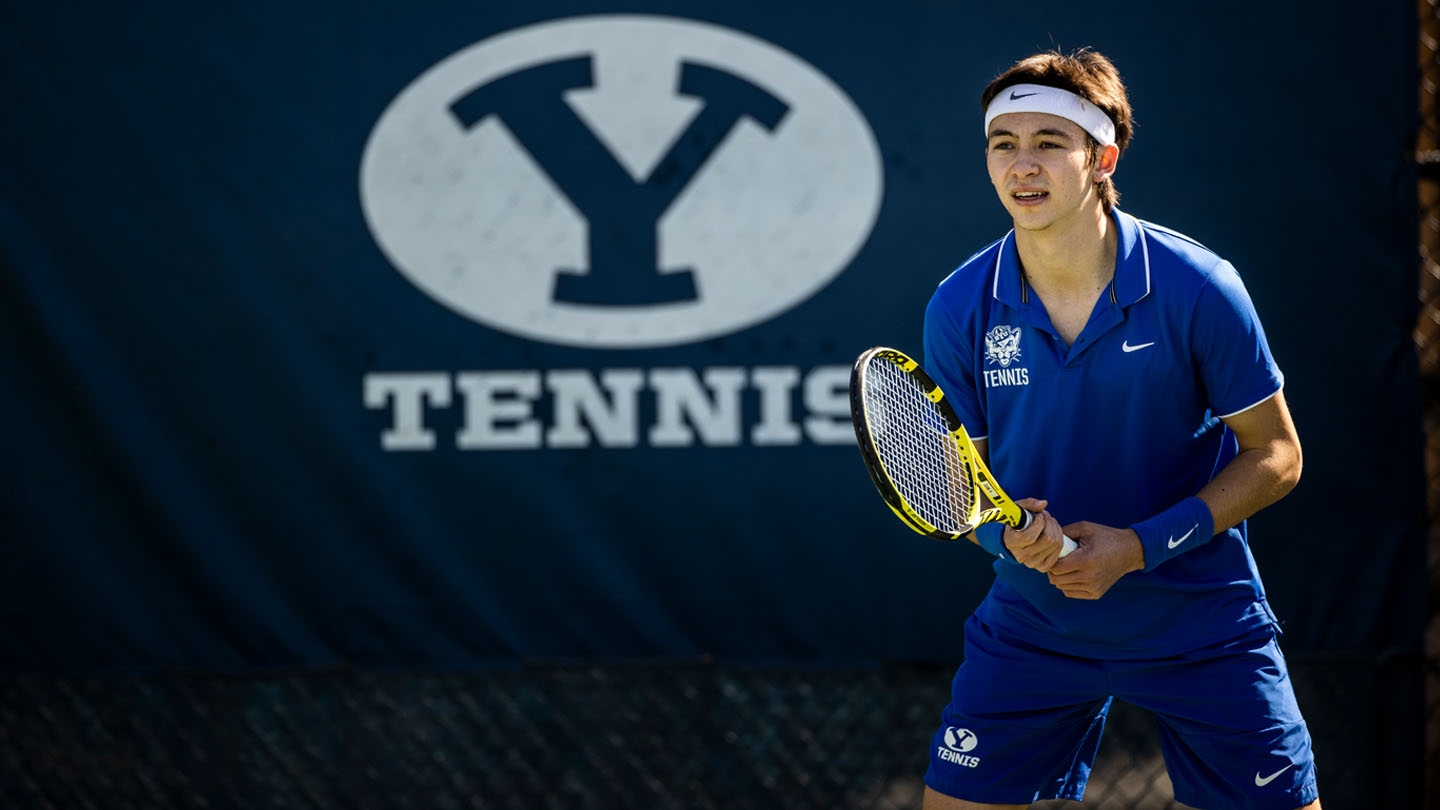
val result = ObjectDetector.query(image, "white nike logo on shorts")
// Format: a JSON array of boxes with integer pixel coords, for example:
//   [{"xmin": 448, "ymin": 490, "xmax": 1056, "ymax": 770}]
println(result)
[{"xmin": 1254, "ymin": 764, "xmax": 1293, "ymax": 787}]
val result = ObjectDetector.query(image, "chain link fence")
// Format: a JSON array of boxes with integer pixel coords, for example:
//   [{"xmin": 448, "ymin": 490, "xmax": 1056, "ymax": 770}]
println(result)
[
  {"xmin": 0, "ymin": 658, "xmax": 1403, "ymax": 810},
  {"xmin": 1420, "ymin": 1, "xmax": 1440, "ymax": 807}
]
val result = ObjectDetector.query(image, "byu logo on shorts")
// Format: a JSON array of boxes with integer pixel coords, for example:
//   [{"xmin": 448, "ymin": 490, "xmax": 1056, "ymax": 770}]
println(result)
[
  {"xmin": 360, "ymin": 14, "xmax": 884, "ymax": 348},
  {"xmin": 943, "ymin": 726, "xmax": 978, "ymax": 753},
  {"xmin": 938, "ymin": 726, "xmax": 982, "ymax": 768}
]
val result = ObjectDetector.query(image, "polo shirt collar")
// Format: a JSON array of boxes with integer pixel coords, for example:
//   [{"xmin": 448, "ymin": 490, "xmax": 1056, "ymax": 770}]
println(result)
[{"xmin": 991, "ymin": 207, "xmax": 1152, "ymax": 308}]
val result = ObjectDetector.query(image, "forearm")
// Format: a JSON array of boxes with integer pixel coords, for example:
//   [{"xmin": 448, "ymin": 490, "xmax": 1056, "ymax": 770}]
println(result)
[
  {"xmin": 1130, "ymin": 391, "xmax": 1301, "ymax": 571},
  {"xmin": 1195, "ymin": 441, "xmax": 1302, "ymax": 534}
]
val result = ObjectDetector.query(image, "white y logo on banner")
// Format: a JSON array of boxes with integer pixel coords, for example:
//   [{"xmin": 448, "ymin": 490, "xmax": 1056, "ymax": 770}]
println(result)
[{"xmin": 359, "ymin": 14, "xmax": 884, "ymax": 349}]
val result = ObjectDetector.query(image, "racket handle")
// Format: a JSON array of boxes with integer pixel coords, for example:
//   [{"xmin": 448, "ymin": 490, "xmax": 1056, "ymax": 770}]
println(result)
[{"xmin": 1018, "ymin": 509, "xmax": 1079, "ymax": 558}]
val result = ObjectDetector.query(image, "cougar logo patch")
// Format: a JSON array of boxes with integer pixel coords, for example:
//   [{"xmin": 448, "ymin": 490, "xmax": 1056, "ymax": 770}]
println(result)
[{"xmin": 984, "ymin": 325, "xmax": 1023, "ymax": 368}]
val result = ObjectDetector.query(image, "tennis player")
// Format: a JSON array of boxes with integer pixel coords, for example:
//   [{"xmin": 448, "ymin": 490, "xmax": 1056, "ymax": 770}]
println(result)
[{"xmin": 919, "ymin": 48, "xmax": 1321, "ymax": 810}]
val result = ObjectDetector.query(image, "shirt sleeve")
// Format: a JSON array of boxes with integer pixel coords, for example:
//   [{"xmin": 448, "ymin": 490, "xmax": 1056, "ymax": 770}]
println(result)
[
  {"xmin": 1191, "ymin": 261, "xmax": 1284, "ymax": 418},
  {"xmin": 922, "ymin": 288, "xmax": 988, "ymax": 438}
]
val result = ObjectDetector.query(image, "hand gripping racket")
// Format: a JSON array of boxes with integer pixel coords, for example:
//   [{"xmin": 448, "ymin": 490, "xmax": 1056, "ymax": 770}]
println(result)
[{"xmin": 849, "ymin": 346, "xmax": 1076, "ymax": 555}]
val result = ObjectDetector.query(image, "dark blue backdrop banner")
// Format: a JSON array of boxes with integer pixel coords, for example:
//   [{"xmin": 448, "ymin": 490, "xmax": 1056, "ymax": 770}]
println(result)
[{"xmin": 0, "ymin": 1, "xmax": 1422, "ymax": 671}]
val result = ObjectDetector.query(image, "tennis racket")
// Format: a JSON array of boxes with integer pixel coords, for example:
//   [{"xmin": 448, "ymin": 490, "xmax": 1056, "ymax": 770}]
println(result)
[{"xmin": 849, "ymin": 346, "xmax": 1076, "ymax": 555}]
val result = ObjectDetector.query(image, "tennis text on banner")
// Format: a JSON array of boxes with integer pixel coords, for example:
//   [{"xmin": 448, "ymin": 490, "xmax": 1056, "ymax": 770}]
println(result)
[{"xmin": 363, "ymin": 365, "xmax": 852, "ymax": 450}]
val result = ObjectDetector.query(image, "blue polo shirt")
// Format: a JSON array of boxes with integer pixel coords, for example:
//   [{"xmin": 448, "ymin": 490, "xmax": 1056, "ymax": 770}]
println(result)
[{"xmin": 922, "ymin": 209, "xmax": 1285, "ymax": 659}]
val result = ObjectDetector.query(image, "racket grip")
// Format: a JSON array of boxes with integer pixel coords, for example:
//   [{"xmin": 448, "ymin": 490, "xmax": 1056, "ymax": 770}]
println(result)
[{"xmin": 1018, "ymin": 509, "xmax": 1079, "ymax": 558}]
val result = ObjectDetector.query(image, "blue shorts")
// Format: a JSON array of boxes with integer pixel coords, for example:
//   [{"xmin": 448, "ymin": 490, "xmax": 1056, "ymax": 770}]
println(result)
[{"xmin": 924, "ymin": 615, "xmax": 1319, "ymax": 810}]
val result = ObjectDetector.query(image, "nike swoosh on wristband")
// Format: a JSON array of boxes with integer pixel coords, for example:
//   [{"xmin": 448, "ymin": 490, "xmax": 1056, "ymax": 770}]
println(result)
[
  {"xmin": 1254, "ymin": 764, "xmax": 1293, "ymax": 787},
  {"xmin": 1121, "ymin": 340, "xmax": 1155, "ymax": 352},
  {"xmin": 1166, "ymin": 524, "xmax": 1198, "ymax": 549}
]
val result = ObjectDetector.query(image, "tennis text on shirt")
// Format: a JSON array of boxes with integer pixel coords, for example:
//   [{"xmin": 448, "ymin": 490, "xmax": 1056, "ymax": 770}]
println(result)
[{"xmin": 982, "ymin": 325, "xmax": 1030, "ymax": 388}]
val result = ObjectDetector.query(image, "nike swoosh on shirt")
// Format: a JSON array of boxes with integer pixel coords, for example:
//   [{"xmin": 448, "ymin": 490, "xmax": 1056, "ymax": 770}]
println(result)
[
  {"xmin": 1254, "ymin": 764, "xmax": 1293, "ymax": 787},
  {"xmin": 1122, "ymin": 340, "xmax": 1155, "ymax": 353},
  {"xmin": 1167, "ymin": 525, "xmax": 1198, "ymax": 549}
]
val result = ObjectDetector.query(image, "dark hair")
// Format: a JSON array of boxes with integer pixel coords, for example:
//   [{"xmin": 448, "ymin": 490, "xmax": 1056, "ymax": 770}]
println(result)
[{"xmin": 981, "ymin": 48, "xmax": 1133, "ymax": 210}]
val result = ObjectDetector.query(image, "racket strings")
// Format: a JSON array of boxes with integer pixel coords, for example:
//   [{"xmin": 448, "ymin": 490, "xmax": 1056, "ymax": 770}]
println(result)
[{"xmin": 864, "ymin": 360, "xmax": 975, "ymax": 532}]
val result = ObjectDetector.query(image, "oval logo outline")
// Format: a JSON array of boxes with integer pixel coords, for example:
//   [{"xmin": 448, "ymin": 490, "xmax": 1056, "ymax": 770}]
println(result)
[{"xmin": 359, "ymin": 14, "xmax": 885, "ymax": 348}]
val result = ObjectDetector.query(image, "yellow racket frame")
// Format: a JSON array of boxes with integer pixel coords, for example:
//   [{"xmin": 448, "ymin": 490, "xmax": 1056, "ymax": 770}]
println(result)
[{"xmin": 849, "ymin": 346, "xmax": 1030, "ymax": 541}]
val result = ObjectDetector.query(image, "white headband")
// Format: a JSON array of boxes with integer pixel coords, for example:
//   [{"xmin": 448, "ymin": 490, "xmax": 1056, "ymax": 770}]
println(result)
[{"xmin": 983, "ymin": 83, "xmax": 1117, "ymax": 147}]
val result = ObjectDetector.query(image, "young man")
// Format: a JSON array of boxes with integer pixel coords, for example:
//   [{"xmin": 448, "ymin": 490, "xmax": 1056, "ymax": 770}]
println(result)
[{"xmin": 920, "ymin": 49, "xmax": 1321, "ymax": 810}]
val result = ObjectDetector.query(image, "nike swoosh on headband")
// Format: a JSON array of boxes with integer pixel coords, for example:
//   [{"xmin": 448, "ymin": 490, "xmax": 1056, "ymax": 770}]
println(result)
[{"xmin": 985, "ymin": 84, "xmax": 1117, "ymax": 147}]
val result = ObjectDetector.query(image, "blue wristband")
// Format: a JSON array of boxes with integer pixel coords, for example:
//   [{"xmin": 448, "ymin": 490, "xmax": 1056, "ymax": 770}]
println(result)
[
  {"xmin": 1130, "ymin": 496, "xmax": 1214, "ymax": 571},
  {"xmin": 973, "ymin": 522, "xmax": 1011, "ymax": 561}
]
